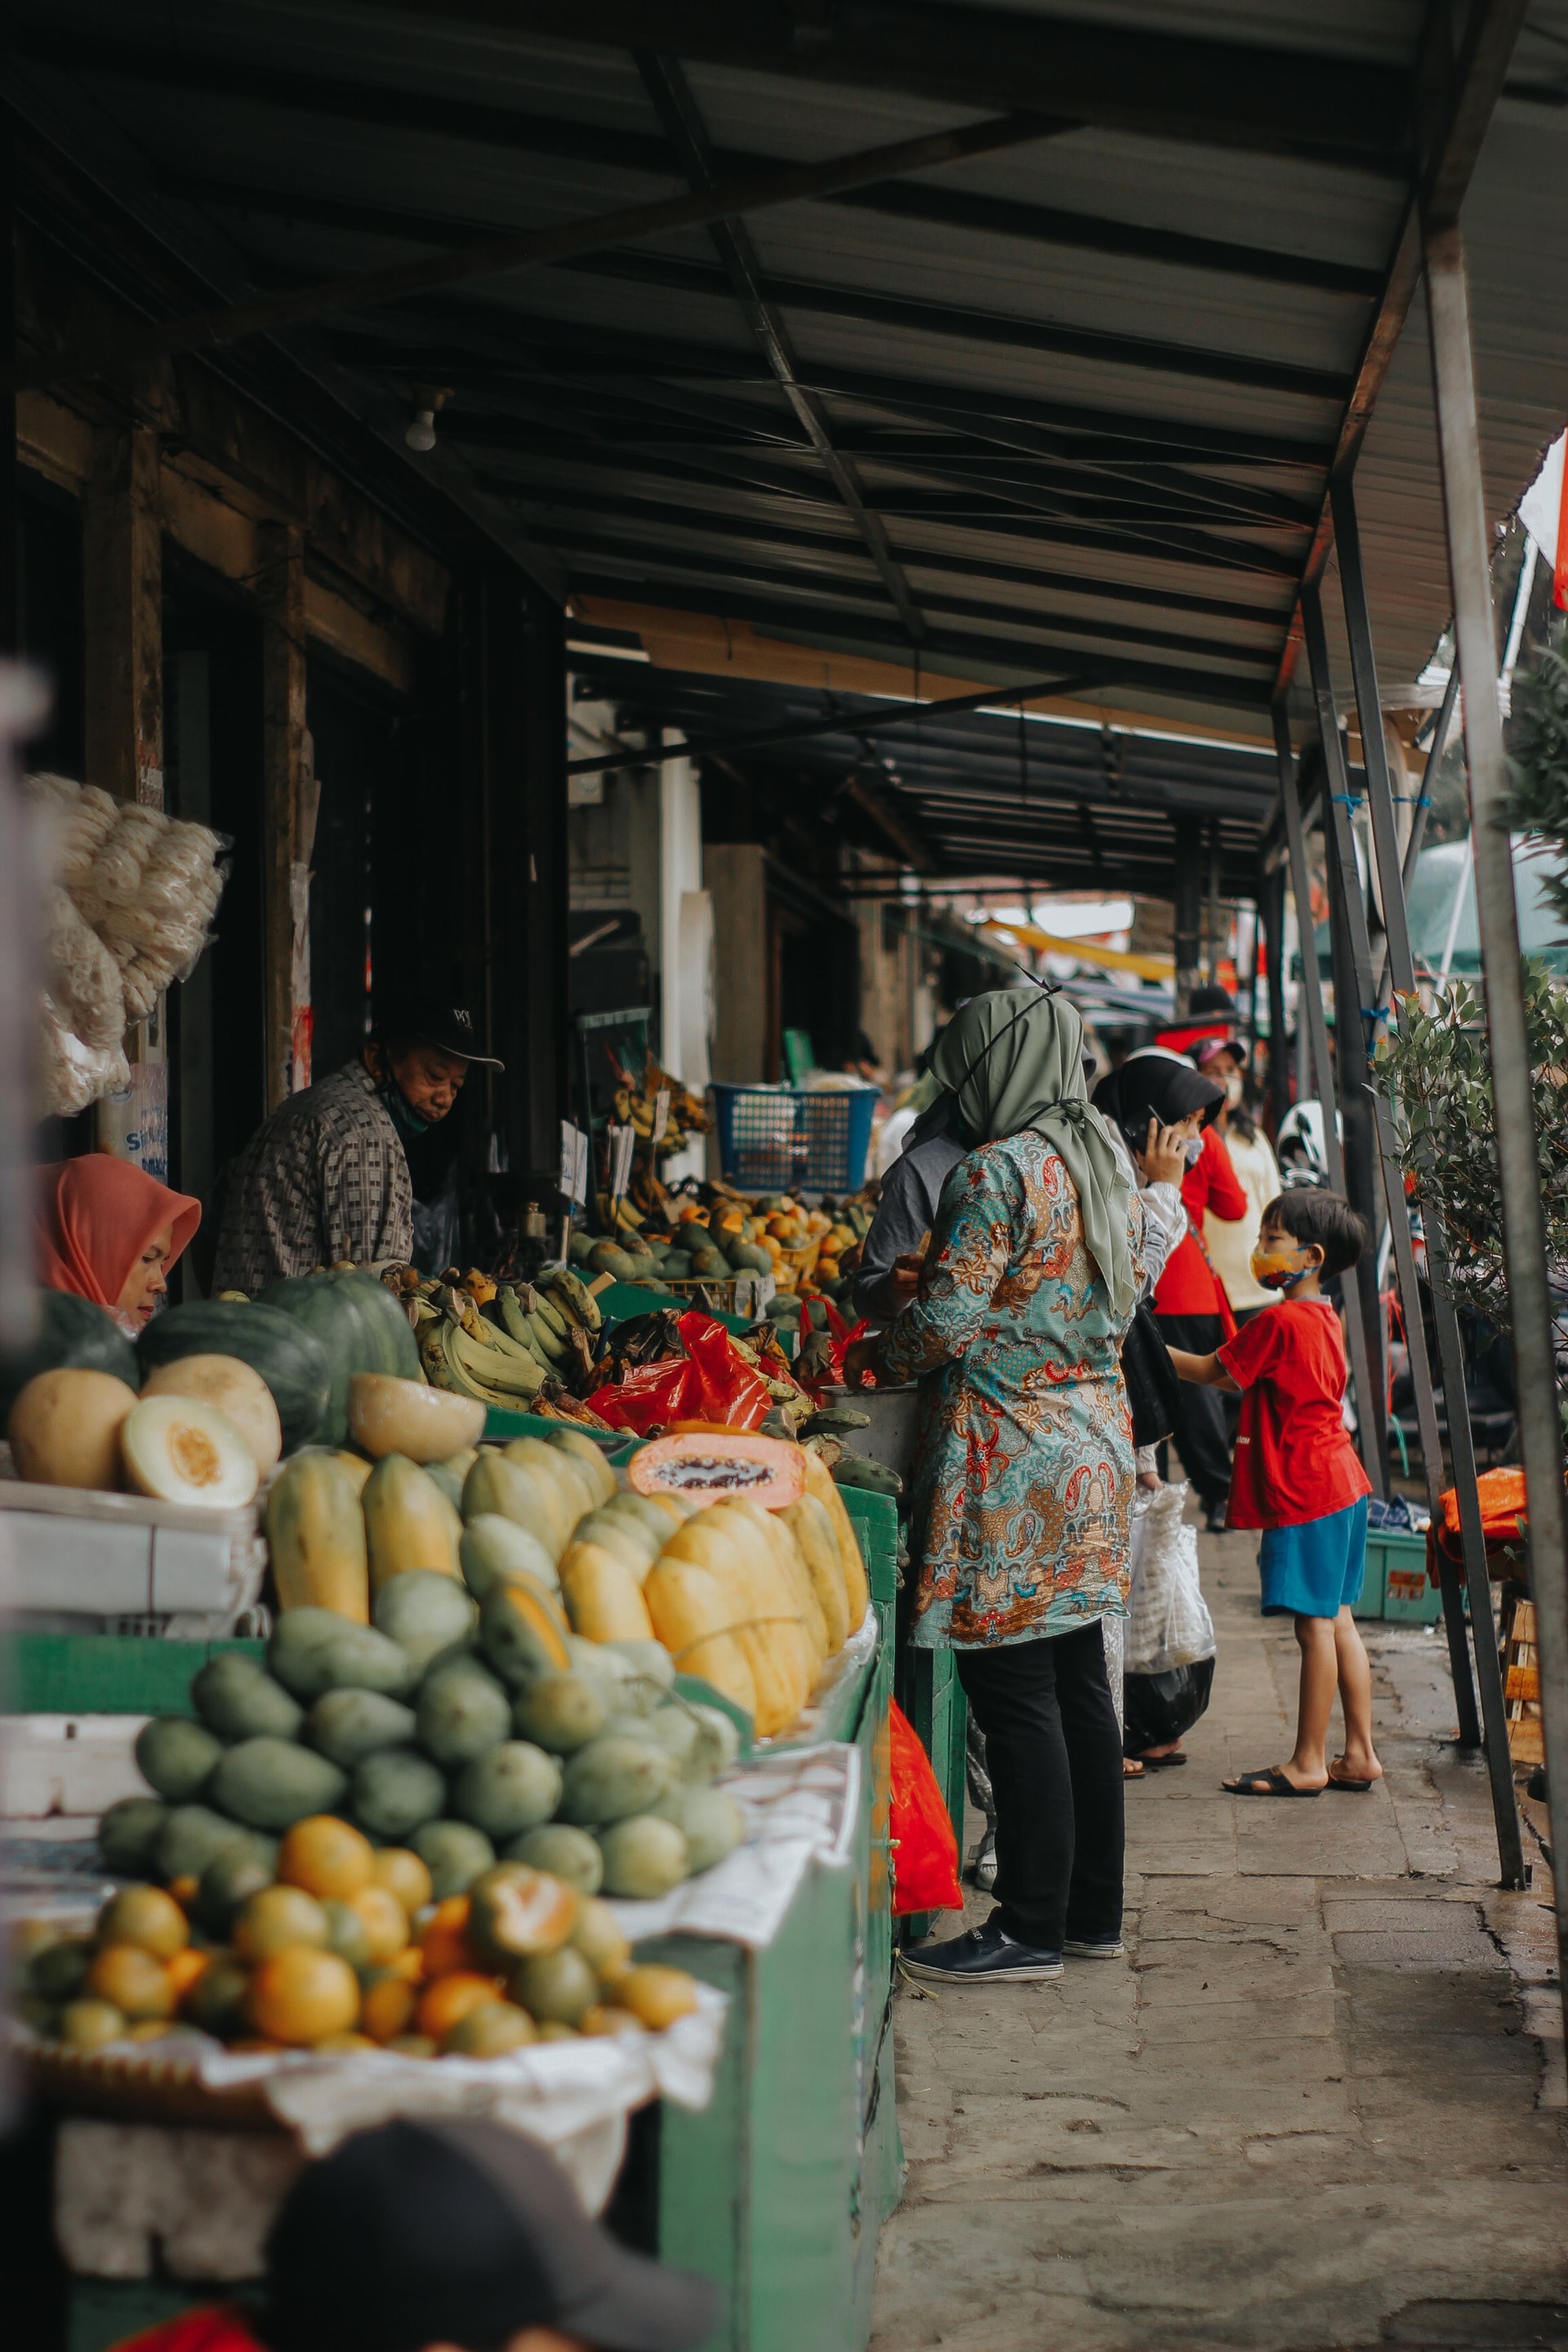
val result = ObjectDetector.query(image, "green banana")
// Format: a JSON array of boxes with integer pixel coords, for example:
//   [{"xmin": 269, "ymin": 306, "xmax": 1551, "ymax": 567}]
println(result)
[
  {"xmin": 448, "ymin": 1320, "xmax": 546, "ymax": 1397},
  {"xmin": 497, "ymin": 1285, "xmax": 541, "ymax": 1352},
  {"xmin": 532, "ymin": 1292, "xmax": 571, "ymax": 1341},
  {"xmin": 541, "ymin": 1265, "xmax": 601, "ymax": 1334},
  {"xmin": 525, "ymin": 1312, "xmax": 567, "ymax": 1365}
]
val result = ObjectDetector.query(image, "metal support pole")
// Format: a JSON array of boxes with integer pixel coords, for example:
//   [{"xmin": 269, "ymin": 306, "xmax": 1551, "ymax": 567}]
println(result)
[
  {"xmin": 1333, "ymin": 479, "xmax": 1511, "ymax": 1784},
  {"xmin": 1173, "ymin": 821, "xmax": 1203, "ymax": 1018},
  {"xmin": 1428, "ymin": 222, "xmax": 1564, "ymax": 1940},
  {"xmin": 1271, "ymin": 705, "xmax": 1383, "ymax": 1494},
  {"xmin": 1264, "ymin": 864, "xmax": 1290, "ymax": 1135}
]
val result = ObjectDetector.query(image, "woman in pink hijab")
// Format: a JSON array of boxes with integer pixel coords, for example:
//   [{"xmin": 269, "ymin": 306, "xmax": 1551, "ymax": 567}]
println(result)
[{"xmin": 37, "ymin": 1155, "xmax": 202, "ymax": 1335}]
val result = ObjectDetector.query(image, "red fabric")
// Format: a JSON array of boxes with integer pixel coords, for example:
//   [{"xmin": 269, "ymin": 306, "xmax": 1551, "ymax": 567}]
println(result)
[
  {"xmin": 586, "ymin": 1310, "xmax": 773, "ymax": 1433},
  {"xmin": 109, "ymin": 2308, "xmax": 264, "ymax": 2352},
  {"xmin": 35, "ymin": 1153, "xmax": 200, "ymax": 1313},
  {"xmin": 1217, "ymin": 1297, "xmax": 1372, "ymax": 1530},
  {"xmin": 1152, "ymin": 1127, "xmax": 1247, "ymax": 1318},
  {"xmin": 1440, "ymin": 1467, "xmax": 1526, "ymax": 1545},
  {"xmin": 1155, "ymin": 1019, "xmax": 1233, "ymax": 1055},
  {"xmin": 888, "ymin": 1697, "xmax": 963, "ymax": 1915}
]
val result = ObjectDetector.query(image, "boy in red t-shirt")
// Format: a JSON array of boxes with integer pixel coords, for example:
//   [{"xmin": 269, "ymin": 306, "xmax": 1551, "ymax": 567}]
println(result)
[{"xmin": 1167, "ymin": 1190, "xmax": 1380, "ymax": 1799}]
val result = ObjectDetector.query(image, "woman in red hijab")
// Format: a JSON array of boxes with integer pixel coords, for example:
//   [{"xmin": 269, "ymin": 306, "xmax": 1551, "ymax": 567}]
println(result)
[{"xmin": 37, "ymin": 1155, "xmax": 202, "ymax": 1334}]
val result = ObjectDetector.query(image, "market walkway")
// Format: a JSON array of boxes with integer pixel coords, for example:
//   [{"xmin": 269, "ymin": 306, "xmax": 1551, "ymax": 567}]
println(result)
[{"xmin": 873, "ymin": 1527, "xmax": 1568, "ymax": 2352}]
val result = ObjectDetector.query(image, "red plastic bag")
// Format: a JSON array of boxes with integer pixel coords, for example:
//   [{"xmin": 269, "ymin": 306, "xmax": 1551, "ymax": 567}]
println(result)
[
  {"xmin": 586, "ymin": 1311, "xmax": 772, "ymax": 1435},
  {"xmin": 888, "ymin": 1697, "xmax": 963, "ymax": 1916}
]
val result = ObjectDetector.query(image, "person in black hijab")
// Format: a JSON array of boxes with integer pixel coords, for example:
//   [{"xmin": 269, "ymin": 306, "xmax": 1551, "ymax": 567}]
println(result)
[{"xmin": 1093, "ymin": 1049, "xmax": 1249, "ymax": 1530}]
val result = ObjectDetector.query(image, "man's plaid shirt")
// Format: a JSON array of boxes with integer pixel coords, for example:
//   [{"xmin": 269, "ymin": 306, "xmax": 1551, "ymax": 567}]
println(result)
[{"xmin": 212, "ymin": 1061, "xmax": 413, "ymax": 1293}]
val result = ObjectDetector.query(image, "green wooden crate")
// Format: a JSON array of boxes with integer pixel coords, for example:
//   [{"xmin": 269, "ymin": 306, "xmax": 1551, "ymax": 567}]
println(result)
[
  {"xmin": 1352, "ymin": 1529, "xmax": 1444, "ymax": 1624},
  {"xmin": 2, "ymin": 1631, "xmax": 265, "ymax": 1716}
]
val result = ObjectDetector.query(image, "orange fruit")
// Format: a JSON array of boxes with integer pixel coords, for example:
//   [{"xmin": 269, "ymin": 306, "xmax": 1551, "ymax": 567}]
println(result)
[
  {"xmin": 234, "ymin": 1886, "xmax": 329, "ymax": 1962},
  {"xmin": 418, "ymin": 1896, "xmax": 478, "ymax": 1979},
  {"xmin": 416, "ymin": 1970, "xmax": 503, "ymax": 2043},
  {"xmin": 371, "ymin": 1848, "xmax": 432, "ymax": 1917},
  {"xmin": 166, "ymin": 1949, "xmax": 210, "ymax": 2004},
  {"xmin": 97, "ymin": 1886, "xmax": 189, "ymax": 1959},
  {"xmin": 86, "ymin": 1944, "xmax": 175, "ymax": 2021},
  {"xmin": 388, "ymin": 1945, "xmax": 425, "ymax": 1983},
  {"xmin": 348, "ymin": 1886, "xmax": 409, "ymax": 1966},
  {"xmin": 360, "ymin": 1969, "xmax": 419, "ymax": 2045},
  {"xmin": 247, "ymin": 1948, "xmax": 360, "ymax": 2046},
  {"xmin": 277, "ymin": 1816, "xmax": 375, "ymax": 1903},
  {"xmin": 167, "ymin": 1875, "xmax": 200, "ymax": 1909}
]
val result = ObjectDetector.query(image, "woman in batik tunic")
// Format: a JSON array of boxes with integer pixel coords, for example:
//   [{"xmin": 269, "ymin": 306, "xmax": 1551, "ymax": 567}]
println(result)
[{"xmin": 846, "ymin": 987, "xmax": 1175, "ymax": 1987}]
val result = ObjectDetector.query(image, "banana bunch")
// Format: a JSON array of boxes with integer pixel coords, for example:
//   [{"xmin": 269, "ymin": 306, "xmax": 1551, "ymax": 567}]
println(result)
[
  {"xmin": 415, "ymin": 1263, "xmax": 604, "ymax": 1408},
  {"xmin": 610, "ymin": 1062, "xmax": 710, "ymax": 1160}
]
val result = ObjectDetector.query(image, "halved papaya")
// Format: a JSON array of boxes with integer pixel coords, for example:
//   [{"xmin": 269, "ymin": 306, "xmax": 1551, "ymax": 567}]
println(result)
[{"xmin": 629, "ymin": 1431, "xmax": 805, "ymax": 1508}]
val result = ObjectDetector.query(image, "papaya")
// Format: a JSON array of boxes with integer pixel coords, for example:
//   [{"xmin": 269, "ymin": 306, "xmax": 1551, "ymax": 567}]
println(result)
[
  {"xmin": 615, "ymin": 1491, "xmax": 693, "ymax": 1544},
  {"xmin": 191, "ymin": 1654, "xmax": 305, "ymax": 1744},
  {"xmin": 510, "ymin": 1671, "xmax": 609, "ymax": 1754},
  {"xmin": 642, "ymin": 1555, "xmax": 758, "ymax": 1725},
  {"xmin": 545, "ymin": 1425, "xmax": 617, "ymax": 1508},
  {"xmin": 568, "ymin": 1508, "xmax": 660, "ymax": 1579},
  {"xmin": 687, "ymin": 1702, "xmax": 742, "ymax": 1782},
  {"xmin": 800, "ymin": 1447, "xmax": 871, "ymax": 1630},
  {"xmin": 411, "ymin": 1820, "xmax": 496, "ymax": 1901},
  {"xmin": 500, "ymin": 1438, "xmax": 590, "ymax": 1551},
  {"xmin": 558, "ymin": 1541, "xmax": 656, "ymax": 1644},
  {"xmin": 346, "ymin": 1374, "xmax": 483, "ymax": 1463},
  {"xmin": 372, "ymin": 1567, "xmax": 478, "ymax": 1672},
  {"xmin": 425, "ymin": 1449, "xmax": 478, "ymax": 1513},
  {"xmin": 452, "ymin": 1740, "xmax": 564, "ymax": 1841},
  {"xmin": 725, "ymin": 1240, "xmax": 773, "ymax": 1276},
  {"xmin": 266, "ymin": 1451, "xmax": 372, "ymax": 1624},
  {"xmin": 602, "ymin": 1639, "xmax": 675, "ymax": 1712},
  {"xmin": 596, "ymin": 1814, "xmax": 689, "ymax": 1900},
  {"xmin": 460, "ymin": 1513, "xmax": 559, "ymax": 1601},
  {"xmin": 586, "ymin": 1241, "xmax": 639, "ymax": 1281},
  {"xmin": 461, "ymin": 1452, "xmax": 564, "ymax": 1560},
  {"xmin": 136, "ymin": 1716, "xmax": 223, "ymax": 1802},
  {"xmin": 363, "ymin": 1454, "xmax": 461, "ymax": 1592},
  {"xmin": 416, "ymin": 1655, "xmax": 512, "ymax": 1766},
  {"xmin": 332, "ymin": 1450, "xmax": 376, "ymax": 1495},
  {"xmin": 782, "ymin": 1493, "xmax": 852, "ymax": 1655},
  {"xmin": 351, "ymin": 1748, "xmax": 446, "ymax": 1842},
  {"xmin": 724, "ymin": 1497, "xmax": 828, "ymax": 1681},
  {"xmin": 505, "ymin": 1823, "xmax": 604, "ymax": 1895},
  {"xmin": 559, "ymin": 1733, "xmax": 677, "ymax": 1828},
  {"xmin": 268, "ymin": 1611, "xmax": 416, "ymax": 1702},
  {"xmin": 652, "ymin": 1784, "xmax": 746, "ymax": 1874},
  {"xmin": 628, "ymin": 1430, "xmax": 804, "ymax": 1508},
  {"xmin": 209, "ymin": 1736, "xmax": 349, "ymax": 1833},
  {"xmin": 635, "ymin": 1704, "xmax": 704, "ymax": 1780},
  {"xmin": 478, "ymin": 1579, "xmax": 573, "ymax": 1689},
  {"xmin": 658, "ymin": 1511, "xmax": 802, "ymax": 1736},
  {"xmin": 305, "ymin": 1686, "xmax": 418, "ymax": 1768}
]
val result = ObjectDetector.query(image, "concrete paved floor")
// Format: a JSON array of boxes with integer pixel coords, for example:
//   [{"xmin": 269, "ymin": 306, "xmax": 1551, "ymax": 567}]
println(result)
[{"xmin": 873, "ymin": 1526, "xmax": 1568, "ymax": 2351}]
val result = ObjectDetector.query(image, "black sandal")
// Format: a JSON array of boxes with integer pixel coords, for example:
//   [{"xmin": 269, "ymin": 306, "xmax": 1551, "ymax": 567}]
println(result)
[{"xmin": 1223, "ymin": 1767, "xmax": 1324, "ymax": 1798}]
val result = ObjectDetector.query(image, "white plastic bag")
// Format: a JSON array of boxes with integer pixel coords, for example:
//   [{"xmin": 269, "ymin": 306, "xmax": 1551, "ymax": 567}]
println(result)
[{"xmin": 1124, "ymin": 1481, "xmax": 1216, "ymax": 1674}]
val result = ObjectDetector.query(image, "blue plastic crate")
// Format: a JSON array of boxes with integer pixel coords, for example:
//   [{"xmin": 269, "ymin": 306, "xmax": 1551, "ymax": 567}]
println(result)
[{"xmin": 710, "ymin": 1083, "xmax": 876, "ymax": 1193}]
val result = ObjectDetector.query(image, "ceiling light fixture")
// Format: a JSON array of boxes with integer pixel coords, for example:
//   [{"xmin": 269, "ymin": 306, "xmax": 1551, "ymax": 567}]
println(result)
[{"xmin": 404, "ymin": 382, "xmax": 452, "ymax": 452}]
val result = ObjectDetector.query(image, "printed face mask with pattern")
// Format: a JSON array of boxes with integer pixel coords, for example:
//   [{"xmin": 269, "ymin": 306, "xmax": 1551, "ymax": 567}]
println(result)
[{"xmin": 1250, "ymin": 1238, "xmax": 1313, "ymax": 1292}]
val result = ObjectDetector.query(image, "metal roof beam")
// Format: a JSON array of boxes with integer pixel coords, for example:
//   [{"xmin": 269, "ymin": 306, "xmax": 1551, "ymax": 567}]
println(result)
[
  {"xmin": 631, "ymin": 49, "xmax": 924, "ymax": 644},
  {"xmin": 359, "ymin": 2, "xmax": 1413, "ymax": 171},
  {"xmin": 32, "ymin": 34, "xmax": 1385, "ymax": 296}
]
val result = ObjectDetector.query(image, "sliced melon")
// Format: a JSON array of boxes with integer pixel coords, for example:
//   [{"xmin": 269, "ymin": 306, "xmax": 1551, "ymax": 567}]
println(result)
[
  {"xmin": 346, "ymin": 1372, "xmax": 485, "ymax": 1463},
  {"xmin": 8, "ymin": 1366, "xmax": 138, "ymax": 1490},
  {"xmin": 140, "ymin": 1353, "xmax": 283, "ymax": 1475},
  {"xmin": 121, "ymin": 1394, "xmax": 259, "ymax": 1508},
  {"xmin": 628, "ymin": 1431, "xmax": 805, "ymax": 1508}
]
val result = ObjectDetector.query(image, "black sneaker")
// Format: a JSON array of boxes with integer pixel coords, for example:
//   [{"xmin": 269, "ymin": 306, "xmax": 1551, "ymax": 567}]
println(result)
[
  {"xmin": 969, "ymin": 1828, "xmax": 997, "ymax": 1892},
  {"xmin": 1062, "ymin": 1934, "xmax": 1125, "ymax": 1959},
  {"xmin": 901, "ymin": 1917, "xmax": 1062, "ymax": 1984}
]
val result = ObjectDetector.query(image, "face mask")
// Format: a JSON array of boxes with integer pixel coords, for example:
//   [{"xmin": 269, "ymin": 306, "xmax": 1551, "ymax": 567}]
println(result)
[
  {"xmin": 1223, "ymin": 1071, "xmax": 1245, "ymax": 1108},
  {"xmin": 1182, "ymin": 1136, "xmax": 1204, "ymax": 1168},
  {"xmin": 379, "ymin": 1079, "xmax": 430, "ymax": 1140},
  {"xmin": 1250, "ymin": 1241, "xmax": 1312, "ymax": 1292}
]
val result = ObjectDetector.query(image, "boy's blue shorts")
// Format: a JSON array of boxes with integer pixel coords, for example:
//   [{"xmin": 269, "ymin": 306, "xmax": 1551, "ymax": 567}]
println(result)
[{"xmin": 1258, "ymin": 1497, "xmax": 1368, "ymax": 1619}]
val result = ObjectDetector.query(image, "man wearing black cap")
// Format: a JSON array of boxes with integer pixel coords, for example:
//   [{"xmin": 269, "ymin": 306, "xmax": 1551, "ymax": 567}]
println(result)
[
  {"xmin": 109, "ymin": 2118, "xmax": 716, "ymax": 2352},
  {"xmin": 212, "ymin": 990, "xmax": 503, "ymax": 1293}
]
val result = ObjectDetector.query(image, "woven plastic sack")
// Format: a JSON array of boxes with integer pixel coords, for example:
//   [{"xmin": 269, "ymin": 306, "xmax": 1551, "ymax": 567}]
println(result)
[
  {"xmin": 1124, "ymin": 1481, "xmax": 1215, "ymax": 1675},
  {"xmin": 889, "ymin": 1697, "xmax": 962, "ymax": 1916}
]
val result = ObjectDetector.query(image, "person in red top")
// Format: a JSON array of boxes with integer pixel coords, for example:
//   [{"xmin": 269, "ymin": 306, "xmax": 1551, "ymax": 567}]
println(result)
[
  {"xmin": 1094, "ymin": 1049, "xmax": 1248, "ymax": 1529},
  {"xmin": 1169, "ymin": 1189, "xmax": 1380, "ymax": 1800}
]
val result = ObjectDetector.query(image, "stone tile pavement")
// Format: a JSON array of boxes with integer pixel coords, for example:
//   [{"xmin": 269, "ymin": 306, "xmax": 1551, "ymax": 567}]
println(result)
[{"xmin": 872, "ymin": 1526, "xmax": 1568, "ymax": 2351}]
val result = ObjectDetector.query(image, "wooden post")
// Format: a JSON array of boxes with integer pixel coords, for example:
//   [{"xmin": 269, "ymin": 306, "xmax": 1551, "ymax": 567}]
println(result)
[
  {"xmin": 82, "ymin": 420, "xmax": 167, "ymax": 1170},
  {"xmin": 258, "ymin": 522, "xmax": 306, "ymax": 1110}
]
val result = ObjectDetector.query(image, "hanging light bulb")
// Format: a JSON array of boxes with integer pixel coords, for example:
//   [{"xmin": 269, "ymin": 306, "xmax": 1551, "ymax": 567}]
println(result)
[
  {"xmin": 403, "ymin": 382, "xmax": 452, "ymax": 453},
  {"xmin": 405, "ymin": 407, "xmax": 438, "ymax": 452}
]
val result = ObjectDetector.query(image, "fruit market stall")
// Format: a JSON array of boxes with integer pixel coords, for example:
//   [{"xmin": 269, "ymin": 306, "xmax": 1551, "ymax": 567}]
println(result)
[{"xmin": 2, "ymin": 1264, "xmax": 902, "ymax": 2352}]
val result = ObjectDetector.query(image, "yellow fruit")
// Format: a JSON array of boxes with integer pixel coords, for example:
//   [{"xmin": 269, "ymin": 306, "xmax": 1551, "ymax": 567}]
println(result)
[
  {"xmin": 277, "ymin": 1815, "xmax": 375, "ymax": 1901},
  {"xmin": 441, "ymin": 1999, "xmax": 537, "ymax": 2056},
  {"xmin": 166, "ymin": 1949, "xmax": 210, "ymax": 2005},
  {"xmin": 570, "ymin": 1898, "xmax": 631, "ymax": 1984},
  {"xmin": 371, "ymin": 1847, "xmax": 432, "ymax": 1916},
  {"xmin": 348, "ymin": 1886, "xmax": 409, "ymax": 1965},
  {"xmin": 85, "ymin": 1945, "xmax": 175, "ymax": 2020},
  {"xmin": 59, "ymin": 1998, "xmax": 127, "ymax": 2050},
  {"xmin": 247, "ymin": 1948, "xmax": 361, "ymax": 2046},
  {"xmin": 97, "ymin": 1885, "xmax": 190, "ymax": 1961},
  {"xmin": 234, "ymin": 1886, "xmax": 330, "ymax": 1962},
  {"xmin": 617, "ymin": 1964, "xmax": 699, "ymax": 2029},
  {"xmin": 266, "ymin": 1451, "xmax": 372, "ymax": 1622},
  {"xmin": 417, "ymin": 1896, "xmax": 479, "ymax": 1979},
  {"xmin": 579, "ymin": 2004, "xmax": 641, "ymax": 2038},
  {"xmin": 360, "ymin": 1968, "xmax": 419, "ymax": 2044},
  {"xmin": 416, "ymin": 1971, "xmax": 504, "ymax": 2042}
]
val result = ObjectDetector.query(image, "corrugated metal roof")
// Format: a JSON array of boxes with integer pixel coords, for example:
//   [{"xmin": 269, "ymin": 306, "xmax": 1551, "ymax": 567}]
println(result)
[{"xmin": 8, "ymin": 0, "xmax": 1568, "ymax": 881}]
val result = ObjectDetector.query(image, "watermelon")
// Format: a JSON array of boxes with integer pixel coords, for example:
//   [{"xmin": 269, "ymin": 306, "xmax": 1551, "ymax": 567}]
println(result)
[
  {"xmin": 136, "ymin": 1302, "xmax": 332, "ymax": 1454},
  {"xmin": 258, "ymin": 1270, "xmax": 418, "ymax": 1446},
  {"xmin": 0, "ymin": 1291, "xmax": 138, "ymax": 1422}
]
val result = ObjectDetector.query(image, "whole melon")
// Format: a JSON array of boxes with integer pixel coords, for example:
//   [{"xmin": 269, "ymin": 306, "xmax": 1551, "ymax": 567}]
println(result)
[
  {"xmin": 8, "ymin": 1366, "xmax": 138, "ymax": 1490},
  {"xmin": 372, "ymin": 1569, "xmax": 479, "ymax": 1673},
  {"xmin": 452, "ymin": 1740, "xmax": 563, "ymax": 1841},
  {"xmin": 140, "ymin": 1355, "xmax": 282, "ymax": 1475},
  {"xmin": 136, "ymin": 1301, "xmax": 332, "ymax": 1454},
  {"xmin": 596, "ymin": 1814, "xmax": 690, "ymax": 1900},
  {"xmin": 209, "ymin": 1736, "xmax": 348, "ymax": 1833},
  {"xmin": 559, "ymin": 1733, "xmax": 677, "ymax": 1828},
  {"xmin": 0, "ymin": 1290, "xmax": 138, "ymax": 1420},
  {"xmin": 135, "ymin": 1715, "xmax": 224, "ymax": 1802},
  {"xmin": 191, "ymin": 1653, "xmax": 305, "ymax": 1744},
  {"xmin": 257, "ymin": 1270, "xmax": 418, "ymax": 1447},
  {"xmin": 351, "ymin": 1747, "xmax": 446, "ymax": 1842},
  {"xmin": 347, "ymin": 1373, "xmax": 483, "ymax": 1463}
]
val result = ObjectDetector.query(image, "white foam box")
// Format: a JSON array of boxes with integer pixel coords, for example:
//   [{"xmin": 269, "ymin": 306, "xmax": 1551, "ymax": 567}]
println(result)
[{"xmin": 0, "ymin": 1478, "xmax": 267, "ymax": 1630}]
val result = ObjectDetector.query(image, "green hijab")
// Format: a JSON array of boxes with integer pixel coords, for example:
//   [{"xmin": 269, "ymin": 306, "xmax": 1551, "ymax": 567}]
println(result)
[{"xmin": 929, "ymin": 988, "xmax": 1134, "ymax": 1318}]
